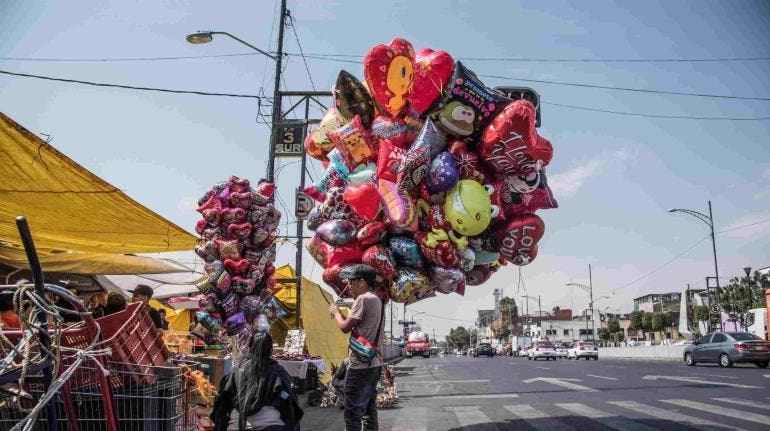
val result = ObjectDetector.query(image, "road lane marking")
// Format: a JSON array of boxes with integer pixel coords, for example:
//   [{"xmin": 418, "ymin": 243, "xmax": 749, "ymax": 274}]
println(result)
[
  {"xmin": 505, "ymin": 405, "xmax": 582, "ymax": 430},
  {"xmin": 587, "ymin": 374, "xmax": 619, "ymax": 381},
  {"xmin": 398, "ymin": 379, "xmax": 489, "ymax": 385},
  {"xmin": 642, "ymin": 375, "xmax": 761, "ymax": 389},
  {"xmin": 444, "ymin": 405, "xmax": 491, "ymax": 429},
  {"xmin": 556, "ymin": 403, "xmax": 659, "ymax": 431},
  {"xmin": 687, "ymin": 372, "xmax": 739, "ymax": 379},
  {"xmin": 422, "ymin": 393, "xmax": 518, "ymax": 400},
  {"xmin": 535, "ymin": 366, "xmax": 550, "ymax": 370},
  {"xmin": 661, "ymin": 399, "xmax": 770, "ymax": 425},
  {"xmin": 713, "ymin": 398, "xmax": 770, "ymax": 411},
  {"xmin": 765, "ymin": 374, "xmax": 770, "ymax": 378},
  {"xmin": 391, "ymin": 406, "xmax": 427, "ymax": 431},
  {"xmin": 608, "ymin": 401, "xmax": 746, "ymax": 431},
  {"xmin": 504, "ymin": 404, "xmax": 548, "ymax": 419},
  {"xmin": 524, "ymin": 377, "xmax": 598, "ymax": 392}
]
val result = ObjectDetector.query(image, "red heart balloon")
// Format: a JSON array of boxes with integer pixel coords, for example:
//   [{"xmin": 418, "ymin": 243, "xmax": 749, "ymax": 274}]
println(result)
[
  {"xmin": 357, "ymin": 221, "xmax": 389, "ymax": 248},
  {"xmin": 376, "ymin": 140, "xmax": 406, "ymax": 183},
  {"xmin": 364, "ymin": 38, "xmax": 415, "ymax": 117},
  {"xmin": 479, "ymin": 100, "xmax": 541, "ymax": 178},
  {"xmin": 224, "ymin": 258, "xmax": 250, "ymax": 276},
  {"xmin": 326, "ymin": 243, "xmax": 364, "ymax": 268},
  {"xmin": 227, "ymin": 222, "xmax": 252, "ymax": 239},
  {"xmin": 415, "ymin": 231, "xmax": 460, "ymax": 268},
  {"xmin": 492, "ymin": 214, "xmax": 545, "ymax": 265},
  {"xmin": 344, "ymin": 183, "xmax": 381, "ymax": 221},
  {"xmin": 410, "ymin": 48, "xmax": 455, "ymax": 115},
  {"xmin": 362, "ymin": 244, "xmax": 398, "ymax": 278}
]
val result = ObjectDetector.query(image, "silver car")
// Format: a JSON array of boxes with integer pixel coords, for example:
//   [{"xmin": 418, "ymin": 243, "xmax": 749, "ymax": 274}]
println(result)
[{"xmin": 684, "ymin": 332, "xmax": 770, "ymax": 368}]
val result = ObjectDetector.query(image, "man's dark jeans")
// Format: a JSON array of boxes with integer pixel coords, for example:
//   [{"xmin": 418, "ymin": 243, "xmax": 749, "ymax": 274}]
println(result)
[{"xmin": 343, "ymin": 366, "xmax": 382, "ymax": 431}]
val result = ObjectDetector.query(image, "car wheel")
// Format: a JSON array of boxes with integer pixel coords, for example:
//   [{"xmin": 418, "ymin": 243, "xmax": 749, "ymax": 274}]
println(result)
[
  {"xmin": 755, "ymin": 361, "xmax": 769, "ymax": 368},
  {"xmin": 684, "ymin": 353, "xmax": 696, "ymax": 366},
  {"xmin": 593, "ymin": 357, "xmax": 598, "ymax": 361},
  {"xmin": 719, "ymin": 353, "xmax": 733, "ymax": 368},
  {"xmin": 527, "ymin": 356, "xmax": 531, "ymax": 360}
]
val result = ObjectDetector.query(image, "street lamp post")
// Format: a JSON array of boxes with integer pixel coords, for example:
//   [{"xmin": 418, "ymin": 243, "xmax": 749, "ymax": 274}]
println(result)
[
  {"xmin": 744, "ymin": 266, "xmax": 753, "ymax": 328},
  {"xmin": 567, "ymin": 269, "xmax": 608, "ymax": 344},
  {"xmin": 668, "ymin": 201, "xmax": 723, "ymax": 332}
]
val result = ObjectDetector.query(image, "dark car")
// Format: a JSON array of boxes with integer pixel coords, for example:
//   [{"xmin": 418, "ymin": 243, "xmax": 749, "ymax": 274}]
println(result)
[
  {"xmin": 684, "ymin": 332, "xmax": 770, "ymax": 368},
  {"xmin": 474, "ymin": 343, "xmax": 495, "ymax": 358}
]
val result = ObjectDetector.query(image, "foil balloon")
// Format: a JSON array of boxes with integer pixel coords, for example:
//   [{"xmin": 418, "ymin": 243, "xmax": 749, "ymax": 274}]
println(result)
[
  {"xmin": 323, "ymin": 264, "xmax": 355, "ymax": 297},
  {"xmin": 320, "ymin": 187, "xmax": 365, "ymax": 226},
  {"xmin": 410, "ymin": 48, "xmax": 455, "ymax": 115},
  {"xmin": 397, "ymin": 120, "xmax": 441, "ymax": 195},
  {"xmin": 204, "ymin": 260, "xmax": 224, "ymax": 276},
  {"xmin": 304, "ymin": 108, "xmax": 344, "ymax": 161},
  {"xmin": 227, "ymin": 222, "xmax": 252, "ymax": 240},
  {"xmin": 415, "ymin": 231, "xmax": 460, "ymax": 267},
  {"xmin": 195, "ymin": 240, "xmax": 220, "ymax": 263},
  {"xmin": 465, "ymin": 265, "xmax": 492, "ymax": 286},
  {"xmin": 224, "ymin": 258, "xmax": 250, "ymax": 276},
  {"xmin": 493, "ymin": 213, "xmax": 545, "ymax": 265},
  {"xmin": 406, "ymin": 286, "xmax": 436, "ymax": 305},
  {"xmin": 460, "ymin": 247, "xmax": 476, "ymax": 271},
  {"xmin": 389, "ymin": 267, "xmax": 429, "ymax": 303},
  {"xmin": 497, "ymin": 170, "xmax": 558, "ymax": 217},
  {"xmin": 376, "ymin": 140, "xmax": 406, "ymax": 183},
  {"xmin": 217, "ymin": 291, "xmax": 240, "ymax": 317},
  {"xmin": 444, "ymin": 179, "xmax": 495, "ymax": 241},
  {"xmin": 334, "ymin": 70, "xmax": 375, "ymax": 127},
  {"xmin": 196, "ymin": 194, "xmax": 222, "ymax": 224},
  {"xmin": 344, "ymin": 183, "xmax": 381, "ymax": 221},
  {"xmin": 347, "ymin": 162, "xmax": 376, "ymax": 186},
  {"xmin": 378, "ymin": 179, "xmax": 417, "ymax": 230},
  {"xmin": 231, "ymin": 276, "xmax": 256, "ymax": 296},
  {"xmin": 473, "ymin": 250, "xmax": 500, "ymax": 266},
  {"xmin": 362, "ymin": 244, "xmax": 398, "ymax": 278},
  {"xmin": 307, "ymin": 205, "xmax": 324, "ymax": 231},
  {"xmin": 225, "ymin": 312, "xmax": 246, "ymax": 336},
  {"xmin": 357, "ymin": 221, "xmax": 389, "ymax": 248},
  {"xmin": 426, "ymin": 151, "xmax": 459, "ymax": 193},
  {"xmin": 221, "ymin": 207, "xmax": 247, "ymax": 224},
  {"xmin": 200, "ymin": 293, "xmax": 219, "ymax": 314},
  {"xmin": 214, "ymin": 239, "xmax": 241, "ymax": 261},
  {"xmin": 306, "ymin": 234, "xmax": 329, "ymax": 268},
  {"xmin": 326, "ymin": 243, "xmax": 364, "ymax": 268},
  {"xmin": 316, "ymin": 219, "xmax": 357, "ymax": 246},
  {"xmin": 479, "ymin": 100, "xmax": 543, "ymax": 178},
  {"xmin": 389, "ymin": 237, "xmax": 424, "ymax": 269},
  {"xmin": 241, "ymin": 295, "xmax": 262, "ymax": 320},
  {"xmin": 429, "ymin": 62, "xmax": 511, "ymax": 139},
  {"xmin": 430, "ymin": 266, "xmax": 465, "ymax": 294},
  {"xmin": 364, "ymin": 37, "xmax": 415, "ymax": 117},
  {"xmin": 327, "ymin": 115, "xmax": 376, "ymax": 171},
  {"xmin": 449, "ymin": 140, "xmax": 486, "ymax": 183},
  {"xmin": 371, "ymin": 115, "xmax": 411, "ymax": 149}
]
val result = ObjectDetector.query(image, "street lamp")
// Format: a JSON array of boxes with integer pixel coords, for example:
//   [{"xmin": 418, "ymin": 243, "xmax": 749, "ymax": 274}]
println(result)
[
  {"xmin": 668, "ymin": 201, "xmax": 723, "ymax": 331},
  {"xmin": 566, "ymin": 273, "xmax": 606, "ymax": 343},
  {"xmin": 185, "ymin": 31, "xmax": 279, "ymax": 60},
  {"xmin": 744, "ymin": 267, "xmax": 753, "ymax": 320}
]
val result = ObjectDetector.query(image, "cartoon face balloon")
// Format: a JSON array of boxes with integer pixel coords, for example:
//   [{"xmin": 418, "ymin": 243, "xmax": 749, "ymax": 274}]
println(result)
[
  {"xmin": 493, "ymin": 213, "xmax": 545, "ymax": 265},
  {"xmin": 327, "ymin": 115, "xmax": 376, "ymax": 171},
  {"xmin": 364, "ymin": 38, "xmax": 415, "ymax": 117},
  {"xmin": 389, "ymin": 267, "xmax": 429, "ymax": 303},
  {"xmin": 444, "ymin": 180, "xmax": 494, "ymax": 237},
  {"xmin": 497, "ymin": 170, "xmax": 558, "ymax": 217}
]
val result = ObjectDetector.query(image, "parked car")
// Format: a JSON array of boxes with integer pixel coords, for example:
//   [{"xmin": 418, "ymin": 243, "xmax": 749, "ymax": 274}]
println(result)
[
  {"xmin": 568, "ymin": 341, "xmax": 598, "ymax": 360},
  {"xmin": 527, "ymin": 341, "xmax": 558, "ymax": 360},
  {"xmin": 554, "ymin": 344, "xmax": 569, "ymax": 359},
  {"xmin": 474, "ymin": 343, "xmax": 495, "ymax": 358},
  {"xmin": 684, "ymin": 332, "xmax": 770, "ymax": 368}
]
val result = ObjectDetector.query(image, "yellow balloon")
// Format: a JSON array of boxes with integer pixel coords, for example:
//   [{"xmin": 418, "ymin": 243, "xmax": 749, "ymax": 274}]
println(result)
[{"xmin": 444, "ymin": 179, "xmax": 492, "ymax": 237}]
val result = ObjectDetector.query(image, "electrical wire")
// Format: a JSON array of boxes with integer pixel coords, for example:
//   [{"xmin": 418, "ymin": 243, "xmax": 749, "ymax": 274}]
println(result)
[
  {"xmin": 0, "ymin": 69, "xmax": 260, "ymax": 99},
  {"xmin": 403, "ymin": 309, "xmax": 477, "ymax": 323},
  {"xmin": 287, "ymin": 14, "xmax": 317, "ymax": 91},
  {"xmin": 716, "ymin": 217, "xmax": 770, "ymax": 234},
  {"xmin": 543, "ymin": 100, "xmax": 770, "ymax": 121}
]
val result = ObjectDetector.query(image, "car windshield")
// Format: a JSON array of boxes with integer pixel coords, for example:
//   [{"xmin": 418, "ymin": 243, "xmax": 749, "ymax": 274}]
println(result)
[
  {"xmin": 479, "ymin": 343, "xmax": 491, "ymax": 348},
  {"xmin": 728, "ymin": 332, "xmax": 763, "ymax": 341},
  {"xmin": 579, "ymin": 343, "xmax": 594, "ymax": 347},
  {"xmin": 537, "ymin": 343, "xmax": 554, "ymax": 347}
]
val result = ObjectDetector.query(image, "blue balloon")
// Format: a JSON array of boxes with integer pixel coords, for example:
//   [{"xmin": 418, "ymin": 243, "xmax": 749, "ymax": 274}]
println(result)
[
  {"xmin": 426, "ymin": 151, "xmax": 459, "ymax": 193},
  {"xmin": 389, "ymin": 237, "xmax": 425, "ymax": 269}
]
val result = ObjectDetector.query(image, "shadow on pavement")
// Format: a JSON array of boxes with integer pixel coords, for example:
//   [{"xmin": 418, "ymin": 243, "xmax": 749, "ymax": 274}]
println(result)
[{"xmin": 446, "ymin": 416, "xmax": 738, "ymax": 431}]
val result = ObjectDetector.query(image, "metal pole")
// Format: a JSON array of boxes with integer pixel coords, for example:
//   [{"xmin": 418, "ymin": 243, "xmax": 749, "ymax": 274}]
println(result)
[
  {"xmin": 267, "ymin": 0, "xmax": 287, "ymax": 182},
  {"xmin": 294, "ymin": 99, "xmax": 309, "ymax": 329},
  {"xmin": 390, "ymin": 299, "xmax": 393, "ymax": 348},
  {"xmin": 589, "ymin": 264, "xmax": 595, "ymax": 343},
  {"xmin": 708, "ymin": 201, "xmax": 724, "ymax": 332}
]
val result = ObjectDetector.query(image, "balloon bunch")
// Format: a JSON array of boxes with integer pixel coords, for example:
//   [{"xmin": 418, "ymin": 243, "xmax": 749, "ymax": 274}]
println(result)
[
  {"xmin": 304, "ymin": 38, "xmax": 558, "ymax": 305},
  {"xmin": 192, "ymin": 176, "xmax": 282, "ymax": 347}
]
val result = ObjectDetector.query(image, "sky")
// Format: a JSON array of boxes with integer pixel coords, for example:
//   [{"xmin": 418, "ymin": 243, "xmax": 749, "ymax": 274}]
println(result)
[{"xmin": 1, "ymin": 0, "xmax": 769, "ymax": 339}]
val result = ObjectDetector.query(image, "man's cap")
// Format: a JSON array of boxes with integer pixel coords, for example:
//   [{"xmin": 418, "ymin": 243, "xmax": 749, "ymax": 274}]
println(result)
[
  {"xmin": 128, "ymin": 284, "xmax": 154, "ymax": 298},
  {"xmin": 339, "ymin": 264, "xmax": 376, "ymax": 284}
]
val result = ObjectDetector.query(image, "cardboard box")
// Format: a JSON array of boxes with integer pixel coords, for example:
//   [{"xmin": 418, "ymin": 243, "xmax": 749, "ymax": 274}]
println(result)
[{"xmin": 188, "ymin": 354, "xmax": 232, "ymax": 387}]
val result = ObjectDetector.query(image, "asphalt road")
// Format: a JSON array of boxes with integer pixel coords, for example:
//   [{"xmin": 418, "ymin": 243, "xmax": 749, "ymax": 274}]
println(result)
[{"xmin": 302, "ymin": 354, "xmax": 770, "ymax": 430}]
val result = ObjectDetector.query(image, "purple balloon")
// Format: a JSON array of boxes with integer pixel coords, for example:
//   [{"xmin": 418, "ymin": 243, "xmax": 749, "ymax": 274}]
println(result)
[
  {"xmin": 317, "ymin": 219, "xmax": 357, "ymax": 246},
  {"xmin": 225, "ymin": 312, "xmax": 247, "ymax": 335},
  {"xmin": 430, "ymin": 266, "xmax": 465, "ymax": 293},
  {"xmin": 426, "ymin": 151, "xmax": 459, "ymax": 193}
]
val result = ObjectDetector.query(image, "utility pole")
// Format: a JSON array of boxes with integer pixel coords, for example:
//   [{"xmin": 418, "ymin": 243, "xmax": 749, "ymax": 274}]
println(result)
[
  {"xmin": 589, "ymin": 264, "xmax": 595, "ymax": 344},
  {"xmin": 267, "ymin": 0, "xmax": 287, "ymax": 183}
]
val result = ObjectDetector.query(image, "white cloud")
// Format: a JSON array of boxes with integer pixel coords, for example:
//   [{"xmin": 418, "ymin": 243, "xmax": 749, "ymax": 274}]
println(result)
[
  {"xmin": 754, "ymin": 189, "xmax": 770, "ymax": 201},
  {"xmin": 549, "ymin": 159, "xmax": 607, "ymax": 198},
  {"xmin": 719, "ymin": 212, "xmax": 770, "ymax": 239},
  {"xmin": 763, "ymin": 166, "xmax": 770, "ymax": 180},
  {"xmin": 611, "ymin": 147, "xmax": 638, "ymax": 162}
]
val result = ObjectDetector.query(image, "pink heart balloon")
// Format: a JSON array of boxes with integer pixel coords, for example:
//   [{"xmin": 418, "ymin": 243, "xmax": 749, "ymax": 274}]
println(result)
[
  {"xmin": 410, "ymin": 48, "xmax": 455, "ymax": 115},
  {"xmin": 344, "ymin": 183, "xmax": 381, "ymax": 221}
]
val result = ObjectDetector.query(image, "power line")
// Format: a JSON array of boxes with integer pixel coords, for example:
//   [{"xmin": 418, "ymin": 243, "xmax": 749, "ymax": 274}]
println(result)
[
  {"xmin": 405, "ymin": 309, "xmax": 477, "ymax": 323},
  {"xmin": 479, "ymin": 73, "xmax": 770, "ymax": 101},
  {"xmin": 543, "ymin": 101, "xmax": 770, "ymax": 121},
  {"xmin": 0, "ymin": 69, "xmax": 261, "ymax": 99},
  {"xmin": 612, "ymin": 235, "xmax": 710, "ymax": 293},
  {"xmin": 287, "ymin": 15, "xmax": 316, "ymax": 92},
  {"xmin": 716, "ymin": 217, "xmax": 770, "ymax": 234}
]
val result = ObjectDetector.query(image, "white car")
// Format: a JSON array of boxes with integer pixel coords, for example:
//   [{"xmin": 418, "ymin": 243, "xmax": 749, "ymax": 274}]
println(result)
[
  {"xmin": 555, "ymin": 345, "xmax": 569, "ymax": 359},
  {"xmin": 528, "ymin": 342, "xmax": 558, "ymax": 361},
  {"xmin": 568, "ymin": 341, "xmax": 598, "ymax": 360}
]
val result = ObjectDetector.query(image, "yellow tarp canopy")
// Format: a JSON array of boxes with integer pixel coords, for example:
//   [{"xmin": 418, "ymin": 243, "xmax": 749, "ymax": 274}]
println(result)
[
  {"xmin": 150, "ymin": 299, "xmax": 191, "ymax": 332},
  {"xmin": 271, "ymin": 265, "xmax": 348, "ymax": 383},
  {"xmin": 0, "ymin": 242, "xmax": 191, "ymax": 274},
  {"xmin": 0, "ymin": 112, "xmax": 196, "ymax": 255}
]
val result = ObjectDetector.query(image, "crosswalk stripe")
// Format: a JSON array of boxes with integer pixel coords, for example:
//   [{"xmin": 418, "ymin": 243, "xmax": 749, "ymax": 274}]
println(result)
[
  {"xmin": 504, "ymin": 404, "xmax": 548, "ymax": 419},
  {"xmin": 504, "ymin": 405, "xmax": 582, "ymax": 430},
  {"xmin": 444, "ymin": 405, "xmax": 492, "ymax": 429},
  {"xmin": 661, "ymin": 399, "xmax": 770, "ymax": 426},
  {"xmin": 713, "ymin": 397, "xmax": 770, "ymax": 411},
  {"xmin": 556, "ymin": 403, "xmax": 659, "ymax": 431},
  {"xmin": 390, "ymin": 406, "xmax": 428, "ymax": 431},
  {"xmin": 608, "ymin": 400, "xmax": 746, "ymax": 431}
]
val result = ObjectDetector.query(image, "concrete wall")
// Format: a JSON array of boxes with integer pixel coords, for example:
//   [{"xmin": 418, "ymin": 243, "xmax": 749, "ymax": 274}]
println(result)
[{"xmin": 598, "ymin": 345, "xmax": 687, "ymax": 361}]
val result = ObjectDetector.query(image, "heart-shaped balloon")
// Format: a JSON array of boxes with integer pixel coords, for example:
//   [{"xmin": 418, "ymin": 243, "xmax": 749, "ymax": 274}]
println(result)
[
  {"xmin": 323, "ymin": 264, "xmax": 357, "ymax": 297},
  {"xmin": 320, "ymin": 187, "xmax": 366, "ymax": 227},
  {"xmin": 362, "ymin": 245, "xmax": 398, "ymax": 278},
  {"xmin": 479, "ymin": 100, "xmax": 542, "ymax": 178},
  {"xmin": 492, "ymin": 213, "xmax": 545, "ymax": 265},
  {"xmin": 496, "ymin": 170, "xmax": 558, "ymax": 218},
  {"xmin": 228, "ymin": 176, "xmax": 251, "ymax": 193},
  {"xmin": 230, "ymin": 191, "xmax": 254, "ymax": 209},
  {"xmin": 389, "ymin": 237, "xmax": 424, "ymax": 269},
  {"xmin": 344, "ymin": 183, "xmax": 381, "ymax": 221},
  {"xmin": 364, "ymin": 38, "xmax": 415, "ymax": 117},
  {"xmin": 195, "ymin": 240, "xmax": 220, "ymax": 263},
  {"xmin": 334, "ymin": 70, "xmax": 375, "ymax": 127},
  {"xmin": 196, "ymin": 194, "xmax": 222, "ymax": 223},
  {"xmin": 317, "ymin": 219, "xmax": 358, "ymax": 246},
  {"xmin": 215, "ymin": 239, "xmax": 241, "ymax": 261},
  {"xmin": 426, "ymin": 151, "xmax": 459, "ymax": 193},
  {"xmin": 204, "ymin": 260, "xmax": 224, "ymax": 275},
  {"xmin": 465, "ymin": 265, "xmax": 492, "ymax": 286},
  {"xmin": 430, "ymin": 266, "xmax": 465, "ymax": 294},
  {"xmin": 357, "ymin": 221, "xmax": 389, "ymax": 248},
  {"xmin": 371, "ymin": 115, "xmax": 411, "ymax": 149},
  {"xmin": 306, "ymin": 234, "xmax": 330, "ymax": 268},
  {"xmin": 221, "ymin": 207, "xmax": 246, "ymax": 224},
  {"xmin": 195, "ymin": 219, "xmax": 209, "ymax": 235},
  {"xmin": 253, "ymin": 182, "xmax": 276, "ymax": 202},
  {"xmin": 390, "ymin": 268, "xmax": 431, "ymax": 303},
  {"xmin": 410, "ymin": 48, "xmax": 455, "ymax": 115},
  {"xmin": 376, "ymin": 140, "xmax": 407, "ymax": 183},
  {"xmin": 415, "ymin": 231, "xmax": 460, "ymax": 267},
  {"xmin": 224, "ymin": 258, "xmax": 250, "ymax": 276},
  {"xmin": 449, "ymin": 140, "xmax": 486, "ymax": 183},
  {"xmin": 202, "ymin": 226, "xmax": 222, "ymax": 241},
  {"xmin": 227, "ymin": 222, "xmax": 252, "ymax": 239},
  {"xmin": 326, "ymin": 243, "xmax": 364, "ymax": 268},
  {"xmin": 231, "ymin": 276, "xmax": 256, "ymax": 296}
]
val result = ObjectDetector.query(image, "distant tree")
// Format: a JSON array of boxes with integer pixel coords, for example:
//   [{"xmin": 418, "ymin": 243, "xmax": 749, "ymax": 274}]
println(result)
[
  {"xmin": 693, "ymin": 306, "xmax": 709, "ymax": 323},
  {"xmin": 720, "ymin": 270, "xmax": 769, "ymax": 328},
  {"xmin": 641, "ymin": 312, "xmax": 653, "ymax": 333},
  {"xmin": 629, "ymin": 311, "xmax": 644, "ymax": 331},
  {"xmin": 597, "ymin": 327, "xmax": 611, "ymax": 342},
  {"xmin": 607, "ymin": 319, "xmax": 621, "ymax": 334},
  {"xmin": 612, "ymin": 332, "xmax": 625, "ymax": 343},
  {"xmin": 552, "ymin": 306, "xmax": 561, "ymax": 314},
  {"xmin": 651, "ymin": 313, "xmax": 667, "ymax": 333},
  {"xmin": 493, "ymin": 297, "xmax": 518, "ymax": 340},
  {"xmin": 447, "ymin": 327, "xmax": 471, "ymax": 349}
]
